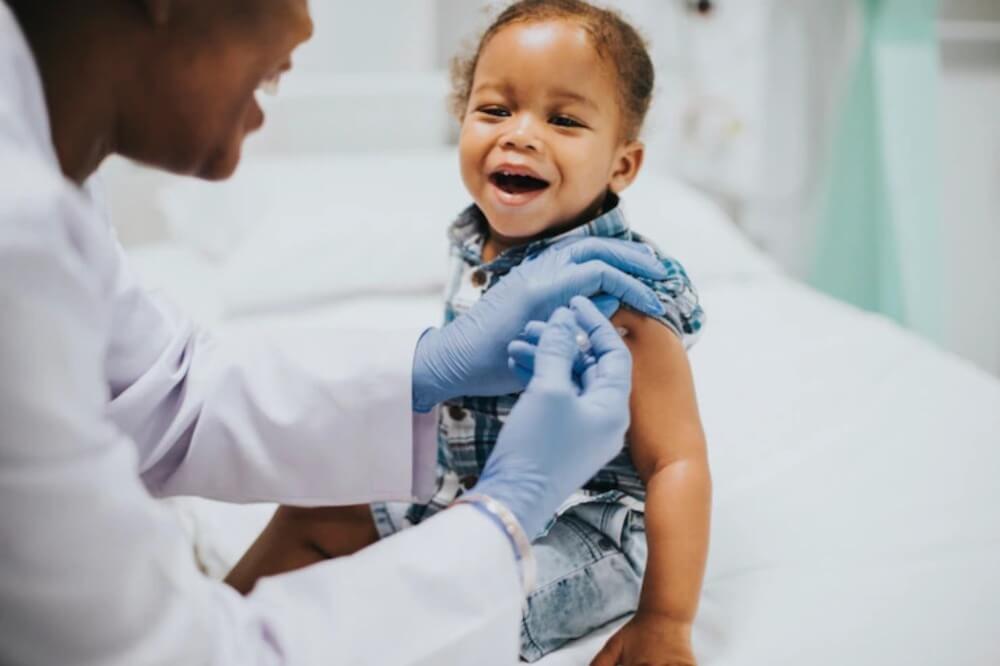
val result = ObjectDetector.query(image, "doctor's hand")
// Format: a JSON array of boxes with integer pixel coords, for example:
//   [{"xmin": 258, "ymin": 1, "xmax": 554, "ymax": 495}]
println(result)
[
  {"xmin": 470, "ymin": 297, "xmax": 633, "ymax": 539},
  {"xmin": 411, "ymin": 237, "xmax": 665, "ymax": 412}
]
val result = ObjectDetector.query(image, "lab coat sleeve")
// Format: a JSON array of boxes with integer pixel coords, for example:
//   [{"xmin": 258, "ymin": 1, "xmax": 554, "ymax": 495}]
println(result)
[
  {"xmin": 0, "ymin": 191, "xmax": 521, "ymax": 665},
  {"xmin": 103, "ymin": 239, "xmax": 439, "ymax": 505}
]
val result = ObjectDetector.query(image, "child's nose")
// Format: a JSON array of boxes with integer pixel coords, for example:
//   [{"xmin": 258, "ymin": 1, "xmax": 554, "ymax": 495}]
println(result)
[{"xmin": 500, "ymin": 115, "xmax": 542, "ymax": 153}]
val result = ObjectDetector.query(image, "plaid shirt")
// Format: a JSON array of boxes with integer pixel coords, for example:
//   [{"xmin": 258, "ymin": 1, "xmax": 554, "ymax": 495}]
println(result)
[{"xmin": 406, "ymin": 194, "xmax": 704, "ymax": 524}]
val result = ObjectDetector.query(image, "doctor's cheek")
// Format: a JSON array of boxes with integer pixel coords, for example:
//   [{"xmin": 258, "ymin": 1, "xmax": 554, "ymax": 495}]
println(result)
[{"xmin": 198, "ymin": 95, "xmax": 266, "ymax": 180}]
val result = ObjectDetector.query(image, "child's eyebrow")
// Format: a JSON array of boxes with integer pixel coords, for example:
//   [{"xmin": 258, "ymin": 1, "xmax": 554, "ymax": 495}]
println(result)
[
  {"xmin": 471, "ymin": 82, "xmax": 598, "ymax": 112},
  {"xmin": 549, "ymin": 89, "xmax": 598, "ymax": 111},
  {"xmin": 471, "ymin": 81, "xmax": 512, "ymax": 97}
]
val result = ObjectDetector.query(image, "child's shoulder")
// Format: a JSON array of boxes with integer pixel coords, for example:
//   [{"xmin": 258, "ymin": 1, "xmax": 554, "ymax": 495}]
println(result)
[{"xmin": 625, "ymin": 231, "xmax": 705, "ymax": 347}]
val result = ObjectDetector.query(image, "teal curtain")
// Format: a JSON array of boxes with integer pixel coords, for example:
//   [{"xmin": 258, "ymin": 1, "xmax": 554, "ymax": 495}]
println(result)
[{"xmin": 810, "ymin": 0, "xmax": 942, "ymax": 342}]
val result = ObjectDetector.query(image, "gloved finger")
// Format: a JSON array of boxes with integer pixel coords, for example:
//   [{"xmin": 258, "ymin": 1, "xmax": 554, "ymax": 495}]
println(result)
[
  {"xmin": 579, "ymin": 356, "xmax": 600, "ymax": 391},
  {"xmin": 532, "ymin": 307, "xmax": 587, "ymax": 387},
  {"xmin": 551, "ymin": 236, "xmax": 668, "ymax": 280},
  {"xmin": 571, "ymin": 295, "xmax": 630, "ymax": 358},
  {"xmin": 517, "ymin": 337, "xmax": 593, "ymax": 384},
  {"xmin": 570, "ymin": 296, "xmax": 632, "ymax": 394},
  {"xmin": 517, "ymin": 320, "xmax": 547, "ymax": 345},
  {"xmin": 507, "ymin": 357, "xmax": 534, "ymax": 386},
  {"xmin": 507, "ymin": 340, "xmax": 537, "ymax": 373},
  {"xmin": 590, "ymin": 294, "xmax": 621, "ymax": 320},
  {"xmin": 562, "ymin": 261, "xmax": 665, "ymax": 319}
]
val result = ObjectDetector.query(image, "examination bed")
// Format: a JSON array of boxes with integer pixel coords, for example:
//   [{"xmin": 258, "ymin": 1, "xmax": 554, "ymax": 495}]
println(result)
[{"xmin": 123, "ymin": 150, "xmax": 1000, "ymax": 665}]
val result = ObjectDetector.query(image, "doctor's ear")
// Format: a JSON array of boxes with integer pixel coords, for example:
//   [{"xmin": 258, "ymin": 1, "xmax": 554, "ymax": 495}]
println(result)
[
  {"xmin": 608, "ymin": 140, "xmax": 645, "ymax": 194},
  {"xmin": 135, "ymin": 0, "xmax": 173, "ymax": 25}
]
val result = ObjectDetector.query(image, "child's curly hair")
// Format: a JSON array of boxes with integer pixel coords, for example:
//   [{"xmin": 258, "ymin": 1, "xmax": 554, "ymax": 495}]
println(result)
[{"xmin": 450, "ymin": 0, "xmax": 655, "ymax": 141}]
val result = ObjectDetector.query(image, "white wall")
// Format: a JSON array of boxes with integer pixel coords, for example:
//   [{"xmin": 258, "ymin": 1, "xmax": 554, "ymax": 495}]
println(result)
[
  {"xmin": 102, "ymin": 0, "xmax": 1000, "ymax": 375},
  {"xmin": 293, "ymin": 1, "xmax": 437, "ymax": 74},
  {"xmin": 938, "ymin": 33, "xmax": 1000, "ymax": 375},
  {"xmin": 105, "ymin": 0, "xmax": 450, "ymax": 246}
]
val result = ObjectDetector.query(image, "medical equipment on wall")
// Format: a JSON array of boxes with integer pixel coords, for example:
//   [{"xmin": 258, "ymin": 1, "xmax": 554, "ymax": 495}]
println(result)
[
  {"xmin": 634, "ymin": 0, "xmax": 858, "ymax": 275},
  {"xmin": 647, "ymin": 0, "xmax": 946, "ymax": 345}
]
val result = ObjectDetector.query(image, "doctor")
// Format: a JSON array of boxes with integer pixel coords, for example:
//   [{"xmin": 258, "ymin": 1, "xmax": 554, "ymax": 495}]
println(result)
[{"xmin": 0, "ymin": 1, "xmax": 674, "ymax": 664}]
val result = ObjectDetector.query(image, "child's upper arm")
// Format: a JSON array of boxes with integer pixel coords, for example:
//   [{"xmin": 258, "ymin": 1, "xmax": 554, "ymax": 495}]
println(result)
[{"xmin": 610, "ymin": 307, "xmax": 707, "ymax": 482}]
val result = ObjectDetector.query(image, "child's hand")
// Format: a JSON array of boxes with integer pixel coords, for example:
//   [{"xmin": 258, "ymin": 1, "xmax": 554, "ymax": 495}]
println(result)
[{"xmin": 590, "ymin": 611, "xmax": 697, "ymax": 666}]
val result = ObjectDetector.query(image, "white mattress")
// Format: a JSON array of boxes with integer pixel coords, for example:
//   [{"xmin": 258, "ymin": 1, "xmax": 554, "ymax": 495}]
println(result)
[{"xmin": 122, "ymin": 153, "xmax": 1000, "ymax": 665}]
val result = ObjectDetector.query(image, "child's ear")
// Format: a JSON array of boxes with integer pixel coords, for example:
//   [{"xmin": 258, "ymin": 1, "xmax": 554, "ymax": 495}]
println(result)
[{"xmin": 608, "ymin": 140, "xmax": 644, "ymax": 194}]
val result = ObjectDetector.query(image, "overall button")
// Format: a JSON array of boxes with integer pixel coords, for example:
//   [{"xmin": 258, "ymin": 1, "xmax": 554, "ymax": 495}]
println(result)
[
  {"xmin": 470, "ymin": 269, "xmax": 488, "ymax": 288},
  {"xmin": 447, "ymin": 405, "xmax": 467, "ymax": 421}
]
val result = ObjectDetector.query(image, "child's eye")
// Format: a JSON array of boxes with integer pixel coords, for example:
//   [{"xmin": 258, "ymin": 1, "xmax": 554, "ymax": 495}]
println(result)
[
  {"xmin": 478, "ymin": 106, "xmax": 511, "ymax": 117},
  {"xmin": 550, "ymin": 115, "xmax": 585, "ymax": 128}
]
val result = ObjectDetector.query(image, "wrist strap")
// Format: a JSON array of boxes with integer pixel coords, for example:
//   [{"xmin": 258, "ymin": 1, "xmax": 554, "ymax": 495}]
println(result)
[{"xmin": 452, "ymin": 493, "xmax": 537, "ymax": 597}]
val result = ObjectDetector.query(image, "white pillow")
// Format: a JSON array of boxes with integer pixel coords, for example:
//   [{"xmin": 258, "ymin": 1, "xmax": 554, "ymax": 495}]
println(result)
[
  {"xmin": 623, "ymin": 168, "xmax": 779, "ymax": 285},
  {"xmin": 159, "ymin": 150, "xmax": 467, "ymax": 315}
]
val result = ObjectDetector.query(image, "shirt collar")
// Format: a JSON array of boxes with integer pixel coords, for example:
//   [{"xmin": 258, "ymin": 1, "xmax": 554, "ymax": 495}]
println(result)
[{"xmin": 448, "ymin": 192, "xmax": 630, "ymax": 270}]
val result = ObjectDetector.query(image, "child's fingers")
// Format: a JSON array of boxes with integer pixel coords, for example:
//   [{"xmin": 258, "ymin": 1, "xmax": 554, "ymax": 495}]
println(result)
[{"xmin": 589, "ymin": 631, "xmax": 624, "ymax": 666}]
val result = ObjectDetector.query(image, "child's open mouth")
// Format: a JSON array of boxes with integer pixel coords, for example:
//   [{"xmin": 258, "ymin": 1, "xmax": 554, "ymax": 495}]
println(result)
[{"xmin": 489, "ymin": 170, "xmax": 550, "ymax": 195}]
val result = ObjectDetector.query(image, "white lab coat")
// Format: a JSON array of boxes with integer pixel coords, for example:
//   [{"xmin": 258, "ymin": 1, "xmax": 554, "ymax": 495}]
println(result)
[{"xmin": 0, "ymin": 5, "xmax": 521, "ymax": 665}]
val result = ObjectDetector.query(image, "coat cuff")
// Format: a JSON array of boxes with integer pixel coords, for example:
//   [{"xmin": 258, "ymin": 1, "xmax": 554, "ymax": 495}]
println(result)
[{"xmin": 412, "ymin": 406, "xmax": 439, "ymax": 503}]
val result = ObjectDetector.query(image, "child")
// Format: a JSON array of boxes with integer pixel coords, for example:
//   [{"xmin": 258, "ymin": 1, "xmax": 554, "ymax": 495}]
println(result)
[{"xmin": 228, "ymin": 1, "xmax": 710, "ymax": 663}]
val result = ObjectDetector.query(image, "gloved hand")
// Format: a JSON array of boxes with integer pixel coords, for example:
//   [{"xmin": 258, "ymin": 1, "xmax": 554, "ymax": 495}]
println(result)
[
  {"xmin": 412, "ymin": 238, "xmax": 664, "ymax": 412},
  {"xmin": 471, "ymin": 297, "xmax": 633, "ymax": 539}
]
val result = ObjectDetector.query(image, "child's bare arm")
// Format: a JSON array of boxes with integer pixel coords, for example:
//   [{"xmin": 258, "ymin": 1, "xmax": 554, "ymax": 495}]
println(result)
[
  {"xmin": 225, "ymin": 505, "xmax": 378, "ymax": 595},
  {"xmin": 593, "ymin": 307, "xmax": 711, "ymax": 665}
]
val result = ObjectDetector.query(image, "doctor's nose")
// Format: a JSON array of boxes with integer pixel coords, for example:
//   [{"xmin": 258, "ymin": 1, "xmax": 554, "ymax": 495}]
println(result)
[{"xmin": 500, "ymin": 116, "xmax": 542, "ymax": 153}]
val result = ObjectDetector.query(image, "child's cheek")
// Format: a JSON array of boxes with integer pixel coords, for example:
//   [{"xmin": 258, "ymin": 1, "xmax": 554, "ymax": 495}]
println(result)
[{"xmin": 458, "ymin": 158, "xmax": 481, "ymax": 203}]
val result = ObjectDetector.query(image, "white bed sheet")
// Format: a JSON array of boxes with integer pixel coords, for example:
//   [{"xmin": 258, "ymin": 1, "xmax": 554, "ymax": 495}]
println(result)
[
  {"xmin": 121, "ymin": 153, "xmax": 1000, "ymax": 664},
  {"xmin": 141, "ymin": 280, "xmax": 1000, "ymax": 666}
]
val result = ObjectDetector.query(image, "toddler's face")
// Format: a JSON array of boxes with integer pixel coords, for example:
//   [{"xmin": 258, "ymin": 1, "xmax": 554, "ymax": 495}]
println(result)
[{"xmin": 459, "ymin": 20, "xmax": 642, "ymax": 242}]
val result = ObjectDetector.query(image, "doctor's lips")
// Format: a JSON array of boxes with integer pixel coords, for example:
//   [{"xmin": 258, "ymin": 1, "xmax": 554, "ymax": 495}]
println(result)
[{"xmin": 489, "ymin": 166, "xmax": 550, "ymax": 195}]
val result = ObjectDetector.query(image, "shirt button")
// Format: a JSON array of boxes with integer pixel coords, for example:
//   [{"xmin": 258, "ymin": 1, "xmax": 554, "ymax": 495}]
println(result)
[
  {"xmin": 470, "ymin": 269, "xmax": 488, "ymax": 288},
  {"xmin": 448, "ymin": 405, "xmax": 467, "ymax": 421},
  {"xmin": 460, "ymin": 475, "xmax": 479, "ymax": 488}
]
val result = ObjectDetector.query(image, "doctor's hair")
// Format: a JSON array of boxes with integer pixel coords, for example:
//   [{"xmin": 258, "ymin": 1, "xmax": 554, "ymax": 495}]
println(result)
[{"xmin": 450, "ymin": 0, "xmax": 655, "ymax": 141}]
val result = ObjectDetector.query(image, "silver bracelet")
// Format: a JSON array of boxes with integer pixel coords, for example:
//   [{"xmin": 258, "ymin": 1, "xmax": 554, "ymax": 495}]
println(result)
[{"xmin": 452, "ymin": 493, "xmax": 537, "ymax": 597}]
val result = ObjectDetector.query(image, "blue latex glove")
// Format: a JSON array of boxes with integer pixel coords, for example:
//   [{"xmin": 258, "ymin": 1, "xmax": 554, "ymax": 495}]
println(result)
[
  {"xmin": 471, "ymin": 297, "xmax": 633, "ymax": 539},
  {"xmin": 412, "ymin": 238, "xmax": 665, "ymax": 412}
]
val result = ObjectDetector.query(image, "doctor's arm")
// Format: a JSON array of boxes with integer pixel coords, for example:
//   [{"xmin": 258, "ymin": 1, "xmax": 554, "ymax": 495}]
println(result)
[
  {"xmin": 0, "ymin": 224, "xmax": 631, "ymax": 665},
  {"xmin": 109, "ymin": 234, "xmax": 668, "ymax": 506},
  {"xmin": 0, "ymin": 235, "xmax": 519, "ymax": 665}
]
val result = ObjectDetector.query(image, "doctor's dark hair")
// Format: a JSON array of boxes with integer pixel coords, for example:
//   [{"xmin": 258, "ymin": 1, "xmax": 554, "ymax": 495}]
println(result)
[{"xmin": 450, "ymin": 0, "xmax": 655, "ymax": 141}]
